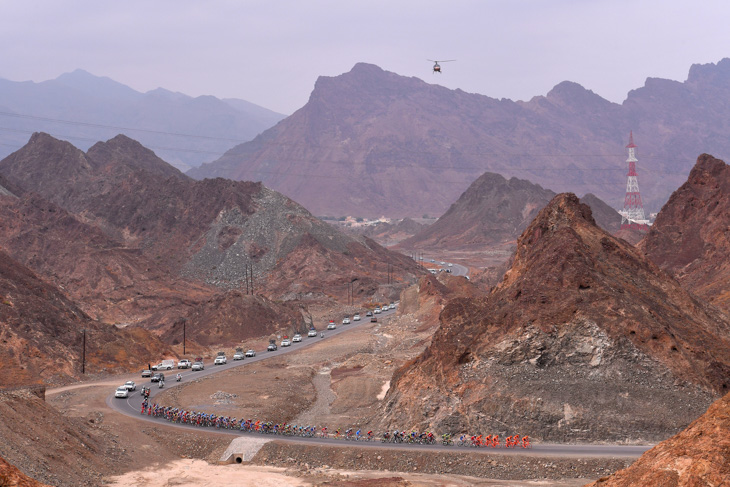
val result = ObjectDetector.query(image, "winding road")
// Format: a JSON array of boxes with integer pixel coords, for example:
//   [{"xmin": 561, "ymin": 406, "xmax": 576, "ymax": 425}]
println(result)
[{"xmin": 106, "ymin": 304, "xmax": 652, "ymax": 459}]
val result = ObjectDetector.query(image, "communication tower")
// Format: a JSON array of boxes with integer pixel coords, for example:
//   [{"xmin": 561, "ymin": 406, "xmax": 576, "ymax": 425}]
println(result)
[{"xmin": 619, "ymin": 131, "xmax": 648, "ymax": 230}]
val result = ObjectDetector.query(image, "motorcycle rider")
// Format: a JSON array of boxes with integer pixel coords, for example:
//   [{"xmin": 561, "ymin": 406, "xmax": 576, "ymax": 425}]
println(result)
[{"xmin": 176, "ymin": 373, "xmax": 182, "ymax": 382}]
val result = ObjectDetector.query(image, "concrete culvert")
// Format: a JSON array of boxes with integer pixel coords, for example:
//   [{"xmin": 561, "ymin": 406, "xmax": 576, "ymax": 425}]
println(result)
[{"xmin": 235, "ymin": 456, "xmax": 243, "ymax": 464}]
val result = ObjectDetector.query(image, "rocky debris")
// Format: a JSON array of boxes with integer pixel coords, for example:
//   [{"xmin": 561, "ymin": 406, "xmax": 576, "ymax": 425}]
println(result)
[
  {"xmin": 381, "ymin": 193, "xmax": 730, "ymax": 442},
  {"xmin": 0, "ymin": 454, "xmax": 50, "ymax": 486},
  {"xmin": 640, "ymin": 153, "xmax": 730, "ymax": 314},
  {"xmin": 399, "ymin": 172, "xmax": 556, "ymax": 252},
  {"xmin": 584, "ymin": 392, "xmax": 730, "ymax": 486},
  {"xmin": 0, "ymin": 249, "xmax": 169, "ymax": 387},
  {"xmin": 251, "ymin": 441, "xmax": 632, "ymax": 482},
  {"xmin": 211, "ymin": 391, "xmax": 239, "ymax": 405}
]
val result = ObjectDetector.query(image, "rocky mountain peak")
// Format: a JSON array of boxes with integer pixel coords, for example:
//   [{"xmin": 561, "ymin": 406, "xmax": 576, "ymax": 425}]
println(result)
[
  {"xmin": 640, "ymin": 153, "xmax": 730, "ymax": 313},
  {"xmin": 382, "ymin": 190, "xmax": 730, "ymax": 441},
  {"xmin": 686, "ymin": 57, "xmax": 730, "ymax": 85},
  {"xmin": 86, "ymin": 134, "xmax": 187, "ymax": 179},
  {"xmin": 399, "ymin": 172, "xmax": 556, "ymax": 251}
]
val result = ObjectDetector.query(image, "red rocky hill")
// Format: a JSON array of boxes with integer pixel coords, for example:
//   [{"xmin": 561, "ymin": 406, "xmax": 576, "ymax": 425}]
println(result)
[
  {"xmin": 189, "ymin": 59, "xmax": 730, "ymax": 219},
  {"xmin": 585, "ymin": 392, "xmax": 730, "ymax": 487},
  {"xmin": 0, "ymin": 249, "xmax": 169, "ymax": 387},
  {"xmin": 0, "ymin": 133, "xmax": 423, "ymax": 303},
  {"xmin": 640, "ymin": 153, "xmax": 730, "ymax": 314},
  {"xmin": 380, "ymin": 193, "xmax": 730, "ymax": 442}
]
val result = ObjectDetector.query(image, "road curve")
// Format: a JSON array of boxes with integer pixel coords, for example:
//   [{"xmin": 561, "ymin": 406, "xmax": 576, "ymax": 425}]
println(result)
[{"xmin": 107, "ymin": 305, "xmax": 651, "ymax": 459}]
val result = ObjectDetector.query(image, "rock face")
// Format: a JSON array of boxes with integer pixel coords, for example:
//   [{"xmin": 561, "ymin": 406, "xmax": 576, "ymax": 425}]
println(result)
[
  {"xmin": 190, "ymin": 59, "xmax": 730, "ymax": 218},
  {"xmin": 585, "ymin": 392, "xmax": 730, "ymax": 487},
  {"xmin": 399, "ymin": 172, "xmax": 556, "ymax": 251},
  {"xmin": 381, "ymin": 194, "xmax": 730, "ymax": 442},
  {"xmin": 0, "ymin": 133, "xmax": 423, "ymax": 303},
  {"xmin": 580, "ymin": 193, "xmax": 621, "ymax": 234},
  {"xmin": 0, "ymin": 249, "xmax": 169, "ymax": 386},
  {"xmin": 0, "ymin": 454, "xmax": 50, "ymax": 487},
  {"xmin": 640, "ymin": 153, "xmax": 730, "ymax": 314}
]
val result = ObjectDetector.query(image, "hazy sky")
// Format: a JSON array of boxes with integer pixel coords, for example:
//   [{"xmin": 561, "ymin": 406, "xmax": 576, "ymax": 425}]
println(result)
[{"xmin": 2, "ymin": 1, "xmax": 729, "ymax": 115}]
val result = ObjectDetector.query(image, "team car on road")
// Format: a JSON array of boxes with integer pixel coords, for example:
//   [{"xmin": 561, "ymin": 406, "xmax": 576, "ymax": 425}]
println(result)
[
  {"xmin": 115, "ymin": 386, "xmax": 129, "ymax": 398},
  {"xmin": 308, "ymin": 329, "xmax": 318, "ymax": 337},
  {"xmin": 214, "ymin": 355, "xmax": 227, "ymax": 365},
  {"xmin": 191, "ymin": 362, "xmax": 204, "ymax": 371},
  {"xmin": 245, "ymin": 349, "xmax": 256, "ymax": 357}
]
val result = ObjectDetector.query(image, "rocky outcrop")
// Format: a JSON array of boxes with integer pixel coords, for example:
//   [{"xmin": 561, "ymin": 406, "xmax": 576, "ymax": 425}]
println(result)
[
  {"xmin": 640, "ymin": 153, "xmax": 730, "ymax": 314},
  {"xmin": 399, "ymin": 172, "xmax": 555, "ymax": 251},
  {"xmin": 0, "ymin": 249, "xmax": 170, "ymax": 386},
  {"xmin": 585, "ymin": 392, "xmax": 730, "ymax": 486},
  {"xmin": 381, "ymin": 194, "xmax": 730, "ymax": 442},
  {"xmin": 0, "ymin": 454, "xmax": 50, "ymax": 486},
  {"xmin": 580, "ymin": 193, "xmax": 621, "ymax": 234}
]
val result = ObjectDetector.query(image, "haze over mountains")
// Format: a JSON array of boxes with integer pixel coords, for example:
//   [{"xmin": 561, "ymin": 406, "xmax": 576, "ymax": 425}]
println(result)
[
  {"xmin": 191, "ymin": 59, "xmax": 730, "ymax": 219},
  {"xmin": 0, "ymin": 69, "xmax": 285, "ymax": 171}
]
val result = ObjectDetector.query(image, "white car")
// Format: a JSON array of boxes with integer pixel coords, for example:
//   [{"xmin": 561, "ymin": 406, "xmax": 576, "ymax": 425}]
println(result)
[
  {"xmin": 214, "ymin": 356, "xmax": 227, "ymax": 365},
  {"xmin": 389, "ymin": 303, "xmax": 396, "ymax": 310},
  {"xmin": 192, "ymin": 361, "xmax": 204, "ymax": 371},
  {"xmin": 245, "ymin": 349, "xmax": 256, "ymax": 357},
  {"xmin": 342, "ymin": 317, "xmax": 351, "ymax": 324},
  {"xmin": 233, "ymin": 352, "xmax": 245, "ymax": 360},
  {"xmin": 177, "ymin": 359, "xmax": 191, "ymax": 369},
  {"xmin": 115, "ymin": 386, "xmax": 129, "ymax": 398},
  {"xmin": 448, "ymin": 263, "xmax": 453, "ymax": 267},
  {"xmin": 281, "ymin": 338, "xmax": 291, "ymax": 347},
  {"xmin": 292, "ymin": 334, "xmax": 302, "ymax": 342},
  {"xmin": 307, "ymin": 329, "xmax": 318, "ymax": 337},
  {"xmin": 327, "ymin": 322, "xmax": 336, "ymax": 330},
  {"xmin": 122, "ymin": 381, "xmax": 136, "ymax": 391},
  {"xmin": 353, "ymin": 314, "xmax": 361, "ymax": 321},
  {"xmin": 374, "ymin": 307, "xmax": 381, "ymax": 314}
]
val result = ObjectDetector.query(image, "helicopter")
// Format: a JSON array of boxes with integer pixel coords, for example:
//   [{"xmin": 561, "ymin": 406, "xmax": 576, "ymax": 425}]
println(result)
[{"xmin": 428, "ymin": 59, "xmax": 455, "ymax": 73}]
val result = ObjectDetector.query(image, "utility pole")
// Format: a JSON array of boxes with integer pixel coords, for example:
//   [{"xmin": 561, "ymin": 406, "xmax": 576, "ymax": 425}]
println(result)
[
  {"xmin": 81, "ymin": 328, "xmax": 86, "ymax": 374},
  {"xmin": 183, "ymin": 319, "xmax": 186, "ymax": 355}
]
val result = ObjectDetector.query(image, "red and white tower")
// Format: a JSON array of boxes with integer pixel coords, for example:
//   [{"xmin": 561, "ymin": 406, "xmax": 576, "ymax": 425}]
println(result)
[{"xmin": 620, "ymin": 131, "xmax": 648, "ymax": 230}]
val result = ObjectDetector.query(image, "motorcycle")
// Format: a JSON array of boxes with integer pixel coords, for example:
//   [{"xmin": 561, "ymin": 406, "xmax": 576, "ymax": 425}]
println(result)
[
  {"xmin": 176, "ymin": 374, "xmax": 182, "ymax": 382},
  {"xmin": 158, "ymin": 380, "xmax": 165, "ymax": 389}
]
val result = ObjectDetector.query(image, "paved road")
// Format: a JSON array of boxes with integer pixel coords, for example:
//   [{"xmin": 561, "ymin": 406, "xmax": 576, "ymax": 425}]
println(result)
[{"xmin": 107, "ymin": 304, "xmax": 651, "ymax": 459}]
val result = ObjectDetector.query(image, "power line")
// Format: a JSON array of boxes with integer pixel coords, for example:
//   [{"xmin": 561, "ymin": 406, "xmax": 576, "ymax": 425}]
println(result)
[{"xmin": 0, "ymin": 111, "xmax": 247, "ymax": 143}]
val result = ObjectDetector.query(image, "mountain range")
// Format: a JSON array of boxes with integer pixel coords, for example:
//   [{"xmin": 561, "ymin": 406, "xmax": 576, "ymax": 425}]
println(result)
[
  {"xmin": 381, "ymin": 178, "xmax": 730, "ymax": 442},
  {"xmin": 0, "ymin": 132, "xmax": 423, "ymax": 384},
  {"xmin": 0, "ymin": 69, "xmax": 285, "ymax": 171},
  {"xmin": 190, "ymin": 59, "xmax": 730, "ymax": 219}
]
